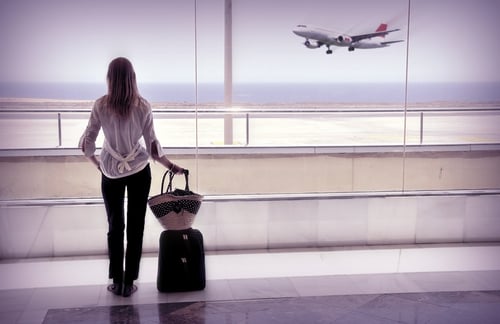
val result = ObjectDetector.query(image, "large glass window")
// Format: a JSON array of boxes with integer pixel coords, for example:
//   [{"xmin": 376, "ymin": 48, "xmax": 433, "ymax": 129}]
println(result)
[
  {"xmin": 0, "ymin": 0, "xmax": 499, "ymax": 199},
  {"xmin": 0, "ymin": 0, "xmax": 198, "ymax": 146},
  {"xmin": 406, "ymin": 0, "xmax": 500, "ymax": 145},
  {"xmin": 202, "ymin": 0, "xmax": 410, "ymax": 194}
]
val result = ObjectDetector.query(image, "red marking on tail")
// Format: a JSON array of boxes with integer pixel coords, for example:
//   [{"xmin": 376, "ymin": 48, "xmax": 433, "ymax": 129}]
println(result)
[
  {"xmin": 375, "ymin": 23, "xmax": 388, "ymax": 37},
  {"xmin": 375, "ymin": 24, "xmax": 387, "ymax": 37},
  {"xmin": 376, "ymin": 23, "xmax": 388, "ymax": 32}
]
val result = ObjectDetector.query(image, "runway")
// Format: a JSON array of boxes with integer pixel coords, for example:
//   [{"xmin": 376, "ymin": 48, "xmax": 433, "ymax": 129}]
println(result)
[{"xmin": 1, "ymin": 108, "xmax": 500, "ymax": 150}]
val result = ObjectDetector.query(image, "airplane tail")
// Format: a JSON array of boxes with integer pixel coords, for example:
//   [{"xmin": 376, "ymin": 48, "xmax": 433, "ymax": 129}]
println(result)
[{"xmin": 375, "ymin": 23, "xmax": 388, "ymax": 37}]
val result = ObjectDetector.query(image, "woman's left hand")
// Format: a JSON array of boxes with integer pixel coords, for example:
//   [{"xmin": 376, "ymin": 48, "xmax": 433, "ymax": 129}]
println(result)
[{"xmin": 170, "ymin": 164, "xmax": 184, "ymax": 175}]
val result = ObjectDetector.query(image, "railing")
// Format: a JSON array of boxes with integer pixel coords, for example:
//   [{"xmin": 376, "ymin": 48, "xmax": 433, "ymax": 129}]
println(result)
[
  {"xmin": 1, "ymin": 106, "xmax": 500, "ymax": 151},
  {"xmin": 3, "ymin": 188, "xmax": 500, "ymax": 207}
]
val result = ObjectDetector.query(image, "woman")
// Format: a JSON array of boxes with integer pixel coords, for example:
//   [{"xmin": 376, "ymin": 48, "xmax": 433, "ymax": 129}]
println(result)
[{"xmin": 79, "ymin": 57, "xmax": 184, "ymax": 297}]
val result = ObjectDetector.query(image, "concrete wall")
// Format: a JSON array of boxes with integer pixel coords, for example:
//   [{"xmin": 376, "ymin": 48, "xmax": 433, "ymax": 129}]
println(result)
[{"xmin": 1, "ymin": 149, "xmax": 500, "ymax": 199}]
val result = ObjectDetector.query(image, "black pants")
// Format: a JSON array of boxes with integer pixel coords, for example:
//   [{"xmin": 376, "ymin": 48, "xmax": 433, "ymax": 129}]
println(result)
[{"xmin": 101, "ymin": 164, "xmax": 151, "ymax": 285}]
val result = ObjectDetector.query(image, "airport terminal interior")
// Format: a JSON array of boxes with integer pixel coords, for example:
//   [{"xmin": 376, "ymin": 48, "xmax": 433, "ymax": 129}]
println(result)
[{"xmin": 2, "ymin": 0, "xmax": 500, "ymax": 323}]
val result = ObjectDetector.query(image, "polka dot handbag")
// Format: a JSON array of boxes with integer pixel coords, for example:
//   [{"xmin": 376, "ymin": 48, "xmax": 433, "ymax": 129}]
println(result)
[{"xmin": 148, "ymin": 169, "xmax": 203, "ymax": 230}]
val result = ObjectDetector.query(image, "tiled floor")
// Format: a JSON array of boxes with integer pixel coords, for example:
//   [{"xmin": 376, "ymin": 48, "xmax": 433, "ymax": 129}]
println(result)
[
  {"xmin": 2, "ymin": 247, "xmax": 500, "ymax": 323},
  {"xmin": 42, "ymin": 291, "xmax": 500, "ymax": 324}
]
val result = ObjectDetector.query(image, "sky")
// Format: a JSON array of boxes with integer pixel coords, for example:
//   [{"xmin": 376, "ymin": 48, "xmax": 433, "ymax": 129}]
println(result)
[{"xmin": 0, "ymin": 0, "xmax": 499, "ymax": 84}]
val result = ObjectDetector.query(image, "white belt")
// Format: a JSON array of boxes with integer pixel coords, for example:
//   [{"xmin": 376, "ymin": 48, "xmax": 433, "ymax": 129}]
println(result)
[{"xmin": 104, "ymin": 141, "xmax": 141, "ymax": 174}]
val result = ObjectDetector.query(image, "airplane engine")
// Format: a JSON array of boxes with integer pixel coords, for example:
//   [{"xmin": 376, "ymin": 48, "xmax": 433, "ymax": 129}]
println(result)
[
  {"xmin": 337, "ymin": 35, "xmax": 352, "ymax": 44},
  {"xmin": 304, "ymin": 40, "xmax": 322, "ymax": 49}
]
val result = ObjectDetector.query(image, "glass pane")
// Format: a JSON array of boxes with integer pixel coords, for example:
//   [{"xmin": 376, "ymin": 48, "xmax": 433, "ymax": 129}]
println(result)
[
  {"xmin": 0, "ymin": 0, "xmax": 197, "ymax": 199},
  {"xmin": 406, "ymin": 0, "xmax": 500, "ymax": 145},
  {"xmin": 202, "ymin": 0, "xmax": 409, "ymax": 194},
  {"xmin": 404, "ymin": 0, "xmax": 500, "ymax": 191}
]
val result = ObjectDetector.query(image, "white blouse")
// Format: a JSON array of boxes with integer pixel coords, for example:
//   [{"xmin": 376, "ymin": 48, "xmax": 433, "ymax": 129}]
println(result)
[{"xmin": 79, "ymin": 96, "xmax": 165, "ymax": 179}]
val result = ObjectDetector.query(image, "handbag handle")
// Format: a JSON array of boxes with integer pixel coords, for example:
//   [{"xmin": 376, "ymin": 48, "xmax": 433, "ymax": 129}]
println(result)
[{"xmin": 161, "ymin": 169, "xmax": 190, "ymax": 194}]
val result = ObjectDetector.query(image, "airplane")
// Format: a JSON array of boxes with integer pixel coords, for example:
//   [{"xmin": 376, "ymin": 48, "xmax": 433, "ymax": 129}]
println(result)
[{"xmin": 293, "ymin": 23, "xmax": 404, "ymax": 54}]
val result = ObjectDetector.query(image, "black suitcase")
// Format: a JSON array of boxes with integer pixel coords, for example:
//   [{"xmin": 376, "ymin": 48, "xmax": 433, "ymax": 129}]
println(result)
[{"xmin": 157, "ymin": 228, "xmax": 206, "ymax": 292}]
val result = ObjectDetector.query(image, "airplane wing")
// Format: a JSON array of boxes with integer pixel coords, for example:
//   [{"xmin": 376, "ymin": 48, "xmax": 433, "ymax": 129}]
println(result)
[
  {"xmin": 380, "ymin": 40, "xmax": 405, "ymax": 45},
  {"xmin": 350, "ymin": 28, "xmax": 400, "ymax": 43}
]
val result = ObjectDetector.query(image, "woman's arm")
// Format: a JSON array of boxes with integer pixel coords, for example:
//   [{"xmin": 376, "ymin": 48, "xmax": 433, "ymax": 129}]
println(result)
[
  {"xmin": 81, "ymin": 141, "xmax": 101, "ymax": 171},
  {"xmin": 79, "ymin": 101, "xmax": 101, "ymax": 159},
  {"xmin": 151, "ymin": 141, "xmax": 184, "ymax": 174},
  {"xmin": 142, "ymin": 102, "xmax": 184, "ymax": 174},
  {"xmin": 87, "ymin": 154, "xmax": 101, "ymax": 171}
]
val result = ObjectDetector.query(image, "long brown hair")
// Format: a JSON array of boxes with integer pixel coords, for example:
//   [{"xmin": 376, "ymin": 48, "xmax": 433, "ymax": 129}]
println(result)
[{"xmin": 105, "ymin": 57, "xmax": 139, "ymax": 117}]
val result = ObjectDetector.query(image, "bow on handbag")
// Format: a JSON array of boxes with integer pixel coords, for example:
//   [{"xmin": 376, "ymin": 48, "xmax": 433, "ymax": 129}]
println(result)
[{"xmin": 148, "ymin": 169, "xmax": 203, "ymax": 230}]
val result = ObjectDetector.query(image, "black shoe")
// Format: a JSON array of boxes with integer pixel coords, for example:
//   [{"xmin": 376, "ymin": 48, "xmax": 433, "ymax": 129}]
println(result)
[
  {"xmin": 107, "ymin": 283, "xmax": 123, "ymax": 296},
  {"xmin": 122, "ymin": 284, "xmax": 137, "ymax": 297}
]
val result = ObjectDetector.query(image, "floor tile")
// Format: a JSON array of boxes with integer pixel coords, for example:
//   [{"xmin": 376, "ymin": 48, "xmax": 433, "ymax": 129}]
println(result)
[
  {"xmin": 350, "ymin": 273, "xmax": 423, "ymax": 295},
  {"xmin": 42, "ymin": 292, "xmax": 500, "ymax": 324},
  {"xmin": 164, "ymin": 279, "xmax": 234, "ymax": 303},
  {"xmin": 334, "ymin": 311, "xmax": 401, "ymax": 324},
  {"xmin": 0, "ymin": 289, "xmax": 34, "ymax": 312},
  {"xmin": 27, "ymin": 285, "xmax": 101, "ymax": 310},
  {"xmin": 0, "ymin": 310, "xmax": 23, "ymax": 324},
  {"xmin": 17, "ymin": 309, "xmax": 48, "ymax": 324},
  {"xmin": 470, "ymin": 270, "xmax": 500, "ymax": 289},
  {"xmin": 227, "ymin": 277, "xmax": 299, "ymax": 299},
  {"xmin": 354, "ymin": 293, "xmax": 453, "ymax": 323},
  {"xmin": 290, "ymin": 275, "xmax": 365, "ymax": 297},
  {"xmin": 393, "ymin": 290, "xmax": 467, "ymax": 307},
  {"xmin": 404, "ymin": 271, "xmax": 490, "ymax": 292}
]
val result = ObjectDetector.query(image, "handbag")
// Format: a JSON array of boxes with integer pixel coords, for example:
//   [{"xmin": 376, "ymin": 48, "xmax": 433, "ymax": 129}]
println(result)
[{"xmin": 148, "ymin": 169, "xmax": 203, "ymax": 230}]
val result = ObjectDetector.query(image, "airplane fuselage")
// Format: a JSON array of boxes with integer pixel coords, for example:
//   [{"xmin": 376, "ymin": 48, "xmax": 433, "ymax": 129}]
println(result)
[
  {"xmin": 293, "ymin": 25, "xmax": 352, "ymax": 48},
  {"xmin": 293, "ymin": 24, "xmax": 403, "ymax": 53}
]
